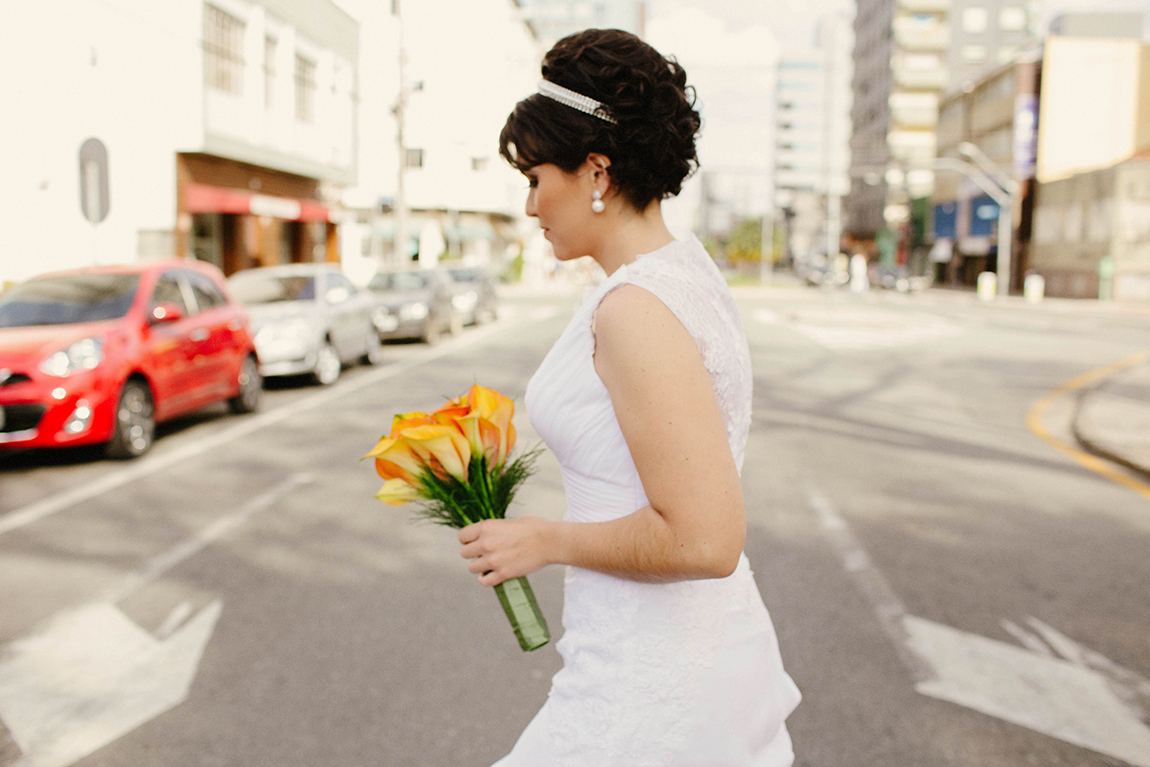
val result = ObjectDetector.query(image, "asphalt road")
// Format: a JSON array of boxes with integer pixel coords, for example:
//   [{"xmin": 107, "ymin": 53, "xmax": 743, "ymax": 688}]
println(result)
[{"xmin": 1, "ymin": 286, "xmax": 1149, "ymax": 767}]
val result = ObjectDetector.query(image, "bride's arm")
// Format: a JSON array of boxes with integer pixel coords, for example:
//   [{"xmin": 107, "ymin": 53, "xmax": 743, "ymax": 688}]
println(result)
[{"xmin": 458, "ymin": 284, "xmax": 746, "ymax": 585}]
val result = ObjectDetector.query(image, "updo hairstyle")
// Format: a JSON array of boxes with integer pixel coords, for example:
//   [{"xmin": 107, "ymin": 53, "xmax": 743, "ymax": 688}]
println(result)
[{"xmin": 499, "ymin": 29, "xmax": 702, "ymax": 212}]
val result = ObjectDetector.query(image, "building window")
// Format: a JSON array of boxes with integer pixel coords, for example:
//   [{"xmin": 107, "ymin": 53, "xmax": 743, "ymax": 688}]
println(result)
[
  {"xmin": 203, "ymin": 4, "xmax": 245, "ymax": 95},
  {"xmin": 471, "ymin": 156, "xmax": 488, "ymax": 171},
  {"xmin": 999, "ymin": 7, "xmax": 1027, "ymax": 31},
  {"xmin": 962, "ymin": 7, "xmax": 988, "ymax": 33},
  {"xmin": 405, "ymin": 148, "xmax": 424, "ymax": 168},
  {"xmin": 295, "ymin": 54, "xmax": 316, "ymax": 123},
  {"xmin": 264, "ymin": 36, "xmax": 276, "ymax": 108},
  {"xmin": 996, "ymin": 46, "xmax": 1018, "ymax": 64},
  {"xmin": 960, "ymin": 44, "xmax": 987, "ymax": 62}
]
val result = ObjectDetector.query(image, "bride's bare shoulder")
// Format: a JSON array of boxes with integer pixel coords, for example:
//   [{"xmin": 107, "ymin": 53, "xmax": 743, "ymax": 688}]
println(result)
[{"xmin": 592, "ymin": 283, "xmax": 699, "ymax": 376}]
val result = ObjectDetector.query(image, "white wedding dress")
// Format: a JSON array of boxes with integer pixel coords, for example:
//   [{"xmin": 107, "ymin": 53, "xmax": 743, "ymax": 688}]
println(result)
[{"xmin": 495, "ymin": 236, "xmax": 801, "ymax": 767}]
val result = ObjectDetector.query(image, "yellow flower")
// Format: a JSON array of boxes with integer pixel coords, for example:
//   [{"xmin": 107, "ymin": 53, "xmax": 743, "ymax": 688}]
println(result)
[{"xmin": 376, "ymin": 478, "xmax": 422, "ymax": 506}]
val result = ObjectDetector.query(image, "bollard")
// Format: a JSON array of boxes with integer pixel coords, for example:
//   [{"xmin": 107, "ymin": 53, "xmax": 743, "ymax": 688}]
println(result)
[
  {"xmin": 1098, "ymin": 256, "xmax": 1115, "ymax": 301},
  {"xmin": 1023, "ymin": 273, "xmax": 1045, "ymax": 304},
  {"xmin": 977, "ymin": 271, "xmax": 997, "ymax": 301}
]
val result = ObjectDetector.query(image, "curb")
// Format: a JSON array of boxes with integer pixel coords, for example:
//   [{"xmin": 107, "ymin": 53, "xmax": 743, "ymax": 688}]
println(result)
[{"xmin": 1071, "ymin": 358, "xmax": 1150, "ymax": 482}]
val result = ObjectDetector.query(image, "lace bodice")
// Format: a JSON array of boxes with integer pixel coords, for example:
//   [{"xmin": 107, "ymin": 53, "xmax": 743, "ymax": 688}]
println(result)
[
  {"xmin": 515, "ymin": 237, "xmax": 797, "ymax": 767},
  {"xmin": 526, "ymin": 235, "xmax": 753, "ymax": 499}
]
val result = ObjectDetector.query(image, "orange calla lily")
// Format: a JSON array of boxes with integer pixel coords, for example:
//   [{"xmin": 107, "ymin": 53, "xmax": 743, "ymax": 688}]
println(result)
[
  {"xmin": 365, "ymin": 436, "xmax": 424, "ymax": 484},
  {"xmin": 390, "ymin": 411, "xmax": 434, "ymax": 438},
  {"xmin": 459, "ymin": 384, "xmax": 516, "ymax": 464},
  {"xmin": 376, "ymin": 478, "xmax": 422, "ymax": 506},
  {"xmin": 400, "ymin": 423, "xmax": 471, "ymax": 481}
]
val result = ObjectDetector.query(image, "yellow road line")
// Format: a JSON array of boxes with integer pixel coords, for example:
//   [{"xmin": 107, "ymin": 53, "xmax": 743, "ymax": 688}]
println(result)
[{"xmin": 1025, "ymin": 352, "xmax": 1150, "ymax": 501}]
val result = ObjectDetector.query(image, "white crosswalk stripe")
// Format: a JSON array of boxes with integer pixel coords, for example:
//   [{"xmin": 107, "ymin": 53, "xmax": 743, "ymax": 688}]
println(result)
[{"xmin": 755, "ymin": 305, "xmax": 965, "ymax": 351}]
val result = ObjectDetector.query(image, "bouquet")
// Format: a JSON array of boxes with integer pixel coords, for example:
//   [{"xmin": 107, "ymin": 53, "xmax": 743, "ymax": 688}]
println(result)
[{"xmin": 364, "ymin": 384, "xmax": 550, "ymax": 652}]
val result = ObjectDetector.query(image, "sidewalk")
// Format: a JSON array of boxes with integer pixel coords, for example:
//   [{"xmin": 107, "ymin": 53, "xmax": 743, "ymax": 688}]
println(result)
[{"xmin": 1074, "ymin": 356, "xmax": 1150, "ymax": 479}]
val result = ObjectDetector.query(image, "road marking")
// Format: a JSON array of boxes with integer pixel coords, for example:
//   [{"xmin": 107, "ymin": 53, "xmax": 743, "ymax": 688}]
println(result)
[
  {"xmin": 0, "ymin": 600, "xmax": 222, "ymax": 767},
  {"xmin": 808, "ymin": 491, "xmax": 931, "ymax": 682},
  {"xmin": 100, "ymin": 473, "xmax": 311, "ymax": 603},
  {"xmin": 810, "ymin": 489, "xmax": 1150, "ymax": 766},
  {"xmin": 0, "ymin": 311, "xmax": 533, "ymax": 538},
  {"xmin": 755, "ymin": 305, "xmax": 963, "ymax": 351},
  {"xmin": 0, "ymin": 474, "xmax": 307, "ymax": 767},
  {"xmin": 1025, "ymin": 352, "xmax": 1150, "ymax": 502}
]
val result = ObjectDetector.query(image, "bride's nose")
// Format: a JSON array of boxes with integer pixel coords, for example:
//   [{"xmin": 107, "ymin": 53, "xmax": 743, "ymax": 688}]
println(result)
[{"xmin": 525, "ymin": 189, "xmax": 538, "ymax": 218}]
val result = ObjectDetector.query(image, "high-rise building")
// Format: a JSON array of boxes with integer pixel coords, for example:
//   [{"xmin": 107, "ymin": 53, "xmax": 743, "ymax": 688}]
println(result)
[
  {"xmin": 947, "ymin": 0, "xmax": 1038, "ymax": 90},
  {"xmin": 774, "ymin": 13, "xmax": 854, "ymax": 262},
  {"xmin": 846, "ymin": 0, "xmax": 949, "ymax": 246}
]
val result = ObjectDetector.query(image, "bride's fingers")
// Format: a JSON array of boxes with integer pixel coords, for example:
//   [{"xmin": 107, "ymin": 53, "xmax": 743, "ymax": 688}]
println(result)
[
  {"xmin": 478, "ymin": 570, "xmax": 504, "ymax": 587},
  {"xmin": 457, "ymin": 524, "xmax": 479, "ymax": 545}
]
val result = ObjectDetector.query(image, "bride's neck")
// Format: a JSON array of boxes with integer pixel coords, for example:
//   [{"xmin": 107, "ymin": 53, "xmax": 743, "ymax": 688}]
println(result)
[{"xmin": 594, "ymin": 201, "xmax": 674, "ymax": 276}]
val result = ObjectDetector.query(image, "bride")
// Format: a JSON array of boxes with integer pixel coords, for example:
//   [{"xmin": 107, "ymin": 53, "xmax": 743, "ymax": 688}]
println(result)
[{"xmin": 457, "ymin": 28, "xmax": 802, "ymax": 766}]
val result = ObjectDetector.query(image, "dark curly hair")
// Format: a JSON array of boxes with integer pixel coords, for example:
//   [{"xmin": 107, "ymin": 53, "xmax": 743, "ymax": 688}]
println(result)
[{"xmin": 499, "ymin": 29, "xmax": 702, "ymax": 212}]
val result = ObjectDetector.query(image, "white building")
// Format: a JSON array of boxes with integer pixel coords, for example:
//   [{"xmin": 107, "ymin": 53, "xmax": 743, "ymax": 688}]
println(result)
[
  {"xmin": 0, "ymin": 0, "xmax": 541, "ymax": 286},
  {"xmin": 1, "ymin": 0, "xmax": 359, "ymax": 284}
]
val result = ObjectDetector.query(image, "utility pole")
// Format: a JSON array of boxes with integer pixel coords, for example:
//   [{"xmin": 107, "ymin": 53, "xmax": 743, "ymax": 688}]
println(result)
[
  {"xmin": 393, "ymin": 1, "xmax": 409, "ymax": 266},
  {"xmin": 822, "ymin": 16, "xmax": 842, "ymax": 276},
  {"xmin": 760, "ymin": 205, "xmax": 774, "ymax": 285}
]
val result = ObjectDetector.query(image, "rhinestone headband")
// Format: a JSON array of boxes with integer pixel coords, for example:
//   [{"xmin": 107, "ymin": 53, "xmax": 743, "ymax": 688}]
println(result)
[{"xmin": 537, "ymin": 80, "xmax": 617, "ymax": 124}]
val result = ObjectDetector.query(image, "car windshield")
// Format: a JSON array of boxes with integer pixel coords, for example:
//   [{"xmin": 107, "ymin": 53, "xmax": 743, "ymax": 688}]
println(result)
[
  {"xmin": 370, "ymin": 272, "xmax": 427, "ymax": 291},
  {"xmin": 230, "ymin": 275, "xmax": 316, "ymax": 304},
  {"xmin": 0, "ymin": 273, "xmax": 140, "ymax": 327}
]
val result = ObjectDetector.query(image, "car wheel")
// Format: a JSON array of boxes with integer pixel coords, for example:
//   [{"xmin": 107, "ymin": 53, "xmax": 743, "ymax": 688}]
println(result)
[
  {"xmin": 313, "ymin": 341, "xmax": 342, "ymax": 385},
  {"xmin": 228, "ymin": 354, "xmax": 262, "ymax": 414},
  {"xmin": 363, "ymin": 330, "xmax": 385, "ymax": 366},
  {"xmin": 449, "ymin": 311, "xmax": 463, "ymax": 336},
  {"xmin": 106, "ymin": 379, "xmax": 155, "ymax": 459}
]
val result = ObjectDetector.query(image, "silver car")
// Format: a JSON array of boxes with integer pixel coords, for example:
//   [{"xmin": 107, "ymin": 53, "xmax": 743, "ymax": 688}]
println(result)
[{"xmin": 228, "ymin": 264, "xmax": 384, "ymax": 386}]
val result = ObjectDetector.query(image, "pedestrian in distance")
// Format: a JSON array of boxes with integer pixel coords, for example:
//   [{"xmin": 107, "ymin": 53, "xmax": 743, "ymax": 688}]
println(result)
[{"xmin": 457, "ymin": 28, "xmax": 802, "ymax": 766}]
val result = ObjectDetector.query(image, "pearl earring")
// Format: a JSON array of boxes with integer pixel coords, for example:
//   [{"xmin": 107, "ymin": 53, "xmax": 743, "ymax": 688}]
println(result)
[{"xmin": 591, "ymin": 190, "xmax": 605, "ymax": 213}]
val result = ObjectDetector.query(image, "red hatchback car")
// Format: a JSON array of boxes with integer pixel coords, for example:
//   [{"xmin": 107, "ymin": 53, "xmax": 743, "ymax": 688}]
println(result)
[{"xmin": 0, "ymin": 260, "xmax": 260, "ymax": 459}]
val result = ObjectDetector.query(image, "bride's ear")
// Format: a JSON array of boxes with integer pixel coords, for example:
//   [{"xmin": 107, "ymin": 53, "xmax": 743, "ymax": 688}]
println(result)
[{"xmin": 584, "ymin": 153, "xmax": 612, "ymax": 184}]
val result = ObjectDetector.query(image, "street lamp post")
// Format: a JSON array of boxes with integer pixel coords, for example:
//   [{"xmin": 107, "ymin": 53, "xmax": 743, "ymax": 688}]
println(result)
[
  {"xmin": 933, "ymin": 155, "xmax": 1014, "ymax": 296},
  {"xmin": 956, "ymin": 143, "xmax": 1018, "ymax": 297}
]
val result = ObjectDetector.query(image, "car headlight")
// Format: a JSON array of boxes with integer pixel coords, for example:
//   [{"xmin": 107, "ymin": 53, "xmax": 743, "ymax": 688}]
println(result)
[
  {"xmin": 399, "ymin": 302, "xmax": 428, "ymax": 321},
  {"xmin": 40, "ymin": 337, "xmax": 104, "ymax": 377},
  {"xmin": 452, "ymin": 291, "xmax": 478, "ymax": 310}
]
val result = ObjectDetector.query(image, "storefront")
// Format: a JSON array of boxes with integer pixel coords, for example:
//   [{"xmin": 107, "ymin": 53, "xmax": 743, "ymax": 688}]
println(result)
[{"xmin": 175, "ymin": 154, "xmax": 337, "ymax": 276}]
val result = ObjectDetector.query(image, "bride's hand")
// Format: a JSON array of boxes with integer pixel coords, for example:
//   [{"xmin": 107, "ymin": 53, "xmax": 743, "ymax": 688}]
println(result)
[{"xmin": 458, "ymin": 517, "xmax": 554, "ymax": 586}]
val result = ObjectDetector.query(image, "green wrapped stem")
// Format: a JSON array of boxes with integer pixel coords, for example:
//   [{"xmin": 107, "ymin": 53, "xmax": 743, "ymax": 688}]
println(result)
[{"xmin": 494, "ymin": 576, "xmax": 550, "ymax": 652}]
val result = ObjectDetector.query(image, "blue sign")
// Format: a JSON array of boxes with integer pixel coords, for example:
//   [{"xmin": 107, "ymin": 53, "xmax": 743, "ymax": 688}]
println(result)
[
  {"xmin": 1013, "ymin": 94, "xmax": 1038, "ymax": 180},
  {"xmin": 933, "ymin": 201, "xmax": 957, "ymax": 239},
  {"xmin": 970, "ymin": 194, "xmax": 999, "ymax": 237}
]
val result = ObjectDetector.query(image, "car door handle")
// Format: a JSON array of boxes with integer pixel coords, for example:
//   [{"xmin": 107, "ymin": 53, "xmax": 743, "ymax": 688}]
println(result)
[{"xmin": 189, "ymin": 329, "xmax": 209, "ymax": 342}]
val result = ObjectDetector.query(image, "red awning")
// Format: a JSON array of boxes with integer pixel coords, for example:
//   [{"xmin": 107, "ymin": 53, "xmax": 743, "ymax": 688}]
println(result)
[{"xmin": 183, "ymin": 182, "xmax": 330, "ymax": 222}]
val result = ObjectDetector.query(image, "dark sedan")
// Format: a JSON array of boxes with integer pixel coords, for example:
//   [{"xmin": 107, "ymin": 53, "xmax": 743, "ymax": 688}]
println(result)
[
  {"xmin": 366, "ymin": 269, "xmax": 460, "ymax": 344},
  {"xmin": 443, "ymin": 265, "xmax": 499, "ymax": 325}
]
